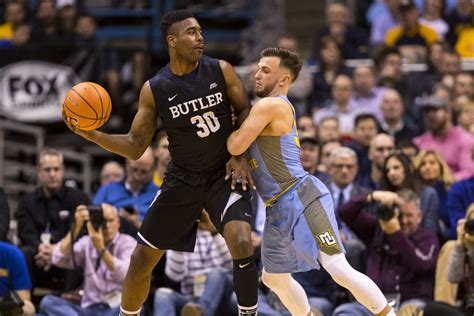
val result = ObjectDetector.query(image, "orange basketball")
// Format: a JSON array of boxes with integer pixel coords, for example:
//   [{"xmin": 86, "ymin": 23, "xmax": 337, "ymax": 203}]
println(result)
[{"xmin": 63, "ymin": 82, "xmax": 112, "ymax": 131}]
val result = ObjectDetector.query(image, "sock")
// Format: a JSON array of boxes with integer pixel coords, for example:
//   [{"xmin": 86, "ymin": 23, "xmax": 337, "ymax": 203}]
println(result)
[
  {"xmin": 233, "ymin": 256, "xmax": 258, "ymax": 315},
  {"xmin": 120, "ymin": 306, "xmax": 141, "ymax": 316}
]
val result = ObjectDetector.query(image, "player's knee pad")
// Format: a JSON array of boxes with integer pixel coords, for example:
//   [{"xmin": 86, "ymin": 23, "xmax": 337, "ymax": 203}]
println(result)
[{"xmin": 261, "ymin": 270, "xmax": 291, "ymax": 290}]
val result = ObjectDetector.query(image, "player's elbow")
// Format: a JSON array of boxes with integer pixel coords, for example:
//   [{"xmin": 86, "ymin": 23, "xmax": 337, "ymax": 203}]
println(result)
[{"xmin": 227, "ymin": 141, "xmax": 244, "ymax": 156}]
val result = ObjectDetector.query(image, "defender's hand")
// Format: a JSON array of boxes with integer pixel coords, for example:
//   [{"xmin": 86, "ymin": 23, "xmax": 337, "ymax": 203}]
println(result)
[
  {"xmin": 225, "ymin": 156, "xmax": 256, "ymax": 191},
  {"xmin": 86, "ymin": 222, "xmax": 105, "ymax": 251}
]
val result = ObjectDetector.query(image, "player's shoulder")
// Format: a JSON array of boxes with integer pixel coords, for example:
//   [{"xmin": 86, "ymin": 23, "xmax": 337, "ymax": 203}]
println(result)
[{"xmin": 254, "ymin": 96, "xmax": 288, "ymax": 110}]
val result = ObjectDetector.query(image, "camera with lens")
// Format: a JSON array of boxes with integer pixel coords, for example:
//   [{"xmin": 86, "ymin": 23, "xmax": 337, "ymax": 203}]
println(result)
[
  {"xmin": 87, "ymin": 205, "xmax": 105, "ymax": 230},
  {"xmin": 464, "ymin": 219, "xmax": 474, "ymax": 235},
  {"xmin": 375, "ymin": 203, "xmax": 397, "ymax": 221}
]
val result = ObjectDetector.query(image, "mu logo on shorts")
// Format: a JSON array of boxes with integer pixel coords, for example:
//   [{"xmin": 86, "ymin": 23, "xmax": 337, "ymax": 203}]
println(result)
[{"xmin": 317, "ymin": 231, "xmax": 336, "ymax": 246}]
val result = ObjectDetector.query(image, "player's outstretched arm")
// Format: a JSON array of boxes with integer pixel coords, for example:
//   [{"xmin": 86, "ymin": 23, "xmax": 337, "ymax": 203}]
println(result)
[
  {"xmin": 64, "ymin": 82, "xmax": 157, "ymax": 160},
  {"xmin": 227, "ymin": 99, "xmax": 275, "ymax": 156},
  {"xmin": 219, "ymin": 60, "xmax": 251, "ymax": 127}
]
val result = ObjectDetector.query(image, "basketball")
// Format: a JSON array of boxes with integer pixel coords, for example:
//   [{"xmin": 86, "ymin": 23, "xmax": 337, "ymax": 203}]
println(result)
[{"xmin": 63, "ymin": 82, "xmax": 112, "ymax": 131}]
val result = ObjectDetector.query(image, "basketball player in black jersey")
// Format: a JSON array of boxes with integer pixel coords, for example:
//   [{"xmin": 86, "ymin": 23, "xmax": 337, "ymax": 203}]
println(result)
[{"xmin": 64, "ymin": 10, "xmax": 258, "ymax": 316}]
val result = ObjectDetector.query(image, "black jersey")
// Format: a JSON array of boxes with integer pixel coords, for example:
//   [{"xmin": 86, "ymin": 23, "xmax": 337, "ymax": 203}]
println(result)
[{"xmin": 149, "ymin": 55, "xmax": 234, "ymax": 172}]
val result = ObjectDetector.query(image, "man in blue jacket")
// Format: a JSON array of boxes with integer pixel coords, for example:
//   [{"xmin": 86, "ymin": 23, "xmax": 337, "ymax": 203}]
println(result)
[{"xmin": 446, "ymin": 177, "xmax": 474, "ymax": 240}]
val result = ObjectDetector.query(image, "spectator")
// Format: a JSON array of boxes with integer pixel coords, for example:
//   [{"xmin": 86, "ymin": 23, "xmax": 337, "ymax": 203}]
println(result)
[
  {"xmin": 371, "ymin": 0, "xmax": 402, "ymax": 46},
  {"xmin": 297, "ymin": 116, "xmax": 317, "ymax": 139},
  {"xmin": 414, "ymin": 94, "xmax": 474, "ymax": 180},
  {"xmin": 327, "ymin": 147, "xmax": 369, "ymax": 271},
  {"xmin": 397, "ymin": 139, "xmax": 420, "ymax": 162},
  {"xmin": 419, "ymin": 0, "xmax": 449, "ymax": 39},
  {"xmin": 347, "ymin": 114, "xmax": 379, "ymax": 180},
  {"xmin": 16, "ymin": 148, "xmax": 90, "ymax": 291},
  {"xmin": 336, "ymin": 189, "xmax": 439, "ymax": 315},
  {"xmin": 93, "ymin": 147, "xmax": 159, "ymax": 222},
  {"xmin": 385, "ymin": 0, "xmax": 438, "ymax": 61},
  {"xmin": 300, "ymin": 137, "xmax": 319, "ymax": 175},
  {"xmin": 313, "ymin": 74, "xmax": 358, "ymax": 134},
  {"xmin": 454, "ymin": 72, "xmax": 474, "ymax": 100},
  {"xmin": 314, "ymin": 1, "xmax": 369, "ymax": 60},
  {"xmin": 0, "ymin": 1, "xmax": 26, "ymax": 45},
  {"xmin": 56, "ymin": 0, "xmax": 78, "ymax": 37},
  {"xmin": 445, "ymin": 176, "xmax": 474, "ymax": 240},
  {"xmin": 0, "ymin": 242, "xmax": 35, "ymax": 316},
  {"xmin": 316, "ymin": 116, "xmax": 340, "ymax": 143},
  {"xmin": 318, "ymin": 140, "xmax": 343, "ymax": 174},
  {"xmin": 351, "ymin": 66, "xmax": 386, "ymax": 121},
  {"xmin": 446, "ymin": 204, "xmax": 474, "ymax": 314},
  {"xmin": 381, "ymin": 151, "xmax": 440, "ymax": 233},
  {"xmin": 308, "ymin": 35, "xmax": 351, "ymax": 110},
  {"xmin": 100, "ymin": 161, "xmax": 125, "ymax": 186},
  {"xmin": 358, "ymin": 133, "xmax": 395, "ymax": 190},
  {"xmin": 153, "ymin": 211, "xmax": 233, "ymax": 316},
  {"xmin": 153, "ymin": 131, "xmax": 170, "ymax": 188},
  {"xmin": 414, "ymin": 150, "xmax": 454, "ymax": 238},
  {"xmin": 457, "ymin": 101, "xmax": 474, "ymax": 135},
  {"xmin": 40, "ymin": 204, "xmax": 136, "ymax": 315},
  {"xmin": 379, "ymin": 88, "xmax": 419, "ymax": 144},
  {"xmin": 0, "ymin": 188, "xmax": 10, "ymax": 242},
  {"xmin": 445, "ymin": 0, "xmax": 473, "ymax": 46}
]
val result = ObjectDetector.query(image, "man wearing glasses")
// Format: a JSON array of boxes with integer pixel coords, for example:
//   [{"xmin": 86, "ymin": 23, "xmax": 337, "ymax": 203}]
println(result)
[{"xmin": 93, "ymin": 147, "xmax": 159, "ymax": 225}]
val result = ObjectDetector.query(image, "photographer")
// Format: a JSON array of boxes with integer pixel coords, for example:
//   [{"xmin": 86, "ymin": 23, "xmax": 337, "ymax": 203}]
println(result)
[
  {"xmin": 40, "ymin": 204, "xmax": 136, "ymax": 315},
  {"xmin": 333, "ymin": 189, "xmax": 439, "ymax": 315}
]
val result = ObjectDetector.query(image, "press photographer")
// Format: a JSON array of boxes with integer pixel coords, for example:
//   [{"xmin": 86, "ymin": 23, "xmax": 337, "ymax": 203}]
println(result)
[
  {"xmin": 39, "ymin": 204, "xmax": 136, "ymax": 315},
  {"xmin": 333, "ymin": 189, "xmax": 439, "ymax": 315}
]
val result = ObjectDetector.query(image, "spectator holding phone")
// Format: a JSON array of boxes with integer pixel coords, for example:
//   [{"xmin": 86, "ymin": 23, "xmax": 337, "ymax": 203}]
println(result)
[{"xmin": 40, "ymin": 204, "xmax": 136, "ymax": 315}]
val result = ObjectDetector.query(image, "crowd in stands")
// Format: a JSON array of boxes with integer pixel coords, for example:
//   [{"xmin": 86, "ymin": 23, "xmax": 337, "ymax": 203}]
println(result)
[{"xmin": 0, "ymin": 0, "xmax": 473, "ymax": 315}]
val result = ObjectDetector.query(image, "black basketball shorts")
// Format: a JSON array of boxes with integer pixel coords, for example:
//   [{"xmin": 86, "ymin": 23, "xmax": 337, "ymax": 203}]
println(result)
[{"xmin": 137, "ymin": 164, "xmax": 254, "ymax": 251}]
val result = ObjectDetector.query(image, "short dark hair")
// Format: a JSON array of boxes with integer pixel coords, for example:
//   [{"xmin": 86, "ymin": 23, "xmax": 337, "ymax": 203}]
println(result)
[
  {"xmin": 354, "ymin": 113, "xmax": 378, "ymax": 128},
  {"xmin": 160, "ymin": 9, "xmax": 195, "ymax": 38},
  {"xmin": 373, "ymin": 45, "xmax": 401, "ymax": 71},
  {"xmin": 260, "ymin": 47, "xmax": 303, "ymax": 82}
]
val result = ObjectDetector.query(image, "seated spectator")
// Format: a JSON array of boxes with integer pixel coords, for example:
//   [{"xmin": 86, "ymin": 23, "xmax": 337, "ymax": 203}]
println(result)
[
  {"xmin": 0, "ymin": 188, "xmax": 10, "ymax": 242},
  {"xmin": 370, "ymin": 0, "xmax": 402, "ymax": 46},
  {"xmin": 0, "ymin": 242, "xmax": 35, "ymax": 315},
  {"xmin": 446, "ymin": 176, "xmax": 474, "ymax": 240},
  {"xmin": 457, "ymin": 101, "xmax": 474, "ymax": 135},
  {"xmin": 100, "ymin": 161, "xmax": 125, "ymax": 186},
  {"xmin": 397, "ymin": 139, "xmax": 420, "ymax": 162},
  {"xmin": 336, "ymin": 189, "xmax": 439, "ymax": 315},
  {"xmin": 153, "ymin": 211, "xmax": 233, "ymax": 316},
  {"xmin": 419, "ymin": 0, "xmax": 449, "ymax": 39},
  {"xmin": 381, "ymin": 151, "xmax": 440, "ymax": 233},
  {"xmin": 445, "ymin": 0, "xmax": 473, "ymax": 47},
  {"xmin": 414, "ymin": 94, "xmax": 474, "ymax": 181},
  {"xmin": 153, "ymin": 131, "xmax": 170, "ymax": 188},
  {"xmin": 56, "ymin": 0, "xmax": 77, "ymax": 37},
  {"xmin": 300, "ymin": 137, "xmax": 319, "ymax": 176},
  {"xmin": 297, "ymin": 116, "xmax": 317, "ymax": 139},
  {"xmin": 358, "ymin": 133, "xmax": 395, "ymax": 190},
  {"xmin": 454, "ymin": 72, "xmax": 474, "ymax": 100},
  {"xmin": 16, "ymin": 148, "xmax": 90, "ymax": 291},
  {"xmin": 414, "ymin": 150, "xmax": 454, "ymax": 239},
  {"xmin": 40, "ymin": 204, "xmax": 136, "ymax": 315},
  {"xmin": 351, "ymin": 66, "xmax": 386, "ymax": 122},
  {"xmin": 346, "ymin": 114, "xmax": 378, "ymax": 181},
  {"xmin": 318, "ymin": 140, "xmax": 342, "ymax": 174},
  {"xmin": 385, "ymin": 0, "xmax": 438, "ymax": 61},
  {"xmin": 379, "ymin": 88, "xmax": 419, "ymax": 144},
  {"xmin": 313, "ymin": 74, "xmax": 358, "ymax": 135},
  {"xmin": 308, "ymin": 35, "xmax": 351, "ymax": 110},
  {"xmin": 0, "ymin": 1, "xmax": 27, "ymax": 45},
  {"xmin": 316, "ymin": 116, "xmax": 340, "ymax": 143},
  {"xmin": 93, "ymin": 147, "xmax": 159, "ymax": 223},
  {"xmin": 314, "ymin": 1, "xmax": 369, "ymax": 60}
]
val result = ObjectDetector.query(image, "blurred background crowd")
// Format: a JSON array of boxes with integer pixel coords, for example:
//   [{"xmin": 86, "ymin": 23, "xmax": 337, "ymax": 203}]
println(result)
[{"xmin": 0, "ymin": 0, "xmax": 473, "ymax": 315}]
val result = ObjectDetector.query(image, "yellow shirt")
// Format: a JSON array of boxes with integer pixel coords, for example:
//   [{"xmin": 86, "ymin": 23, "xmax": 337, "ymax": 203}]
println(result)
[
  {"xmin": 153, "ymin": 171, "xmax": 163, "ymax": 188},
  {"xmin": 456, "ymin": 28, "xmax": 474, "ymax": 58},
  {"xmin": 385, "ymin": 24, "xmax": 438, "ymax": 47},
  {"xmin": 0, "ymin": 23, "xmax": 13, "ymax": 40}
]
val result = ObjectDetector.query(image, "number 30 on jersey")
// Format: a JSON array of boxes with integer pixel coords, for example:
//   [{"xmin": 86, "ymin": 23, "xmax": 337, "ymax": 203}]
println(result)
[{"xmin": 190, "ymin": 111, "xmax": 220, "ymax": 138}]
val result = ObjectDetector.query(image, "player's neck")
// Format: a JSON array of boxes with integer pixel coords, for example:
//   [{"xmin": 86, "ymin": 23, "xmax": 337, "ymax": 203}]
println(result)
[
  {"xmin": 267, "ymin": 87, "xmax": 289, "ymax": 98},
  {"xmin": 169, "ymin": 57, "xmax": 199, "ymax": 76}
]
